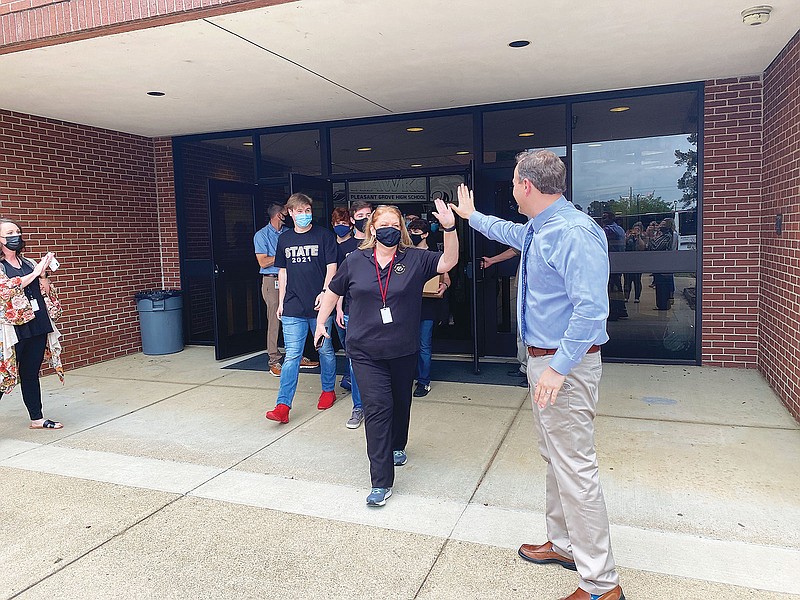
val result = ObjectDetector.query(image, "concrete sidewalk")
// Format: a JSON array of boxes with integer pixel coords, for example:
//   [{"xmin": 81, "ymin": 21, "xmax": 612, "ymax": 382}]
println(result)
[{"xmin": 1, "ymin": 346, "xmax": 799, "ymax": 599}]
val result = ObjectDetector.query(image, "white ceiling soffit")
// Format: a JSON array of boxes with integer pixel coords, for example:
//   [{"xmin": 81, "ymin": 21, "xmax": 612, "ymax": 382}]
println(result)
[{"xmin": 0, "ymin": 0, "xmax": 797, "ymax": 137}]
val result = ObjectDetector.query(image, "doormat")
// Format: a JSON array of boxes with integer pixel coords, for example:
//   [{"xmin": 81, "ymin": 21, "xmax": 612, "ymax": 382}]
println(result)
[{"xmin": 223, "ymin": 353, "xmax": 526, "ymax": 387}]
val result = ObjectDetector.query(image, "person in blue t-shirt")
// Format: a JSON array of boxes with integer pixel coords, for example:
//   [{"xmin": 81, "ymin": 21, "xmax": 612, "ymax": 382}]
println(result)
[{"xmin": 254, "ymin": 203, "xmax": 289, "ymax": 375}]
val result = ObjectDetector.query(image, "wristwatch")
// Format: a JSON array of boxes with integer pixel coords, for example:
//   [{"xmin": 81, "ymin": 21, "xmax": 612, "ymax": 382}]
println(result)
[{"xmin": 443, "ymin": 224, "xmax": 457, "ymax": 232}]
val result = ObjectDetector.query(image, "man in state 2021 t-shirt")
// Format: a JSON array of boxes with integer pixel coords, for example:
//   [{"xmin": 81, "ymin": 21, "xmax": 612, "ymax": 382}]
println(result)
[{"xmin": 266, "ymin": 192, "xmax": 339, "ymax": 424}]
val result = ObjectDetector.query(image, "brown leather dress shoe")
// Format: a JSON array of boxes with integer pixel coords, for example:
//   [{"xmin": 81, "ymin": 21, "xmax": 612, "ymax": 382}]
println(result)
[
  {"xmin": 517, "ymin": 541, "xmax": 576, "ymax": 571},
  {"xmin": 559, "ymin": 585, "xmax": 625, "ymax": 600}
]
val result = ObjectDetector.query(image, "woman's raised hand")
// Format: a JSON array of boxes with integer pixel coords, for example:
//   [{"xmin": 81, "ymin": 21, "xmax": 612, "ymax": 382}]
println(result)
[
  {"xmin": 33, "ymin": 253, "xmax": 53, "ymax": 277},
  {"xmin": 431, "ymin": 197, "xmax": 455, "ymax": 229}
]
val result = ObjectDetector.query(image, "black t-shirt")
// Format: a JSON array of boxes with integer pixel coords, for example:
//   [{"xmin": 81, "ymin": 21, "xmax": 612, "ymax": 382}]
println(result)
[
  {"xmin": 329, "ymin": 246, "xmax": 442, "ymax": 361},
  {"xmin": 275, "ymin": 226, "xmax": 339, "ymax": 318},
  {"xmin": 2, "ymin": 259, "xmax": 54, "ymax": 339},
  {"xmin": 337, "ymin": 236, "xmax": 362, "ymax": 315},
  {"xmin": 337, "ymin": 236, "xmax": 361, "ymax": 265}
]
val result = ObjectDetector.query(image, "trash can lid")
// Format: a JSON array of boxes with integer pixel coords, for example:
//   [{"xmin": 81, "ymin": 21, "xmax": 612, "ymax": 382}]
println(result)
[{"xmin": 134, "ymin": 289, "xmax": 182, "ymax": 301}]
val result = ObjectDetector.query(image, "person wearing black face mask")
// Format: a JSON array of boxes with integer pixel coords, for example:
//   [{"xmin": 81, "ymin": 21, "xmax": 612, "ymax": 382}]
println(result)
[
  {"xmin": 313, "ymin": 202, "xmax": 459, "ymax": 507},
  {"xmin": 408, "ymin": 218, "xmax": 450, "ymax": 398},
  {"xmin": 0, "ymin": 218, "xmax": 64, "ymax": 430}
]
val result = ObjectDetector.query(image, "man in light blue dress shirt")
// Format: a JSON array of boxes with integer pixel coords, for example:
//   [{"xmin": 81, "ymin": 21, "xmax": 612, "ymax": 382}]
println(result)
[{"xmin": 452, "ymin": 150, "xmax": 623, "ymax": 600}]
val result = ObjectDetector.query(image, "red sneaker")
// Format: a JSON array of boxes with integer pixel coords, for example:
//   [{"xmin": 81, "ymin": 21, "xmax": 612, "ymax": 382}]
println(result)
[
  {"xmin": 266, "ymin": 403, "xmax": 290, "ymax": 423},
  {"xmin": 317, "ymin": 390, "xmax": 336, "ymax": 410}
]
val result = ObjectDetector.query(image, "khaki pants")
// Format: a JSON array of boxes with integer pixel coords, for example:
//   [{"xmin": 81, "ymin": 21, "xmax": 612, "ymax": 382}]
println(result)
[
  {"xmin": 261, "ymin": 275, "xmax": 281, "ymax": 365},
  {"xmin": 527, "ymin": 351, "xmax": 619, "ymax": 595}
]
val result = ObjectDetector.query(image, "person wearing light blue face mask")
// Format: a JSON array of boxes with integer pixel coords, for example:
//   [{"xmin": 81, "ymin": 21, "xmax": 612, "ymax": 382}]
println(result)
[{"xmin": 266, "ymin": 193, "xmax": 340, "ymax": 425}]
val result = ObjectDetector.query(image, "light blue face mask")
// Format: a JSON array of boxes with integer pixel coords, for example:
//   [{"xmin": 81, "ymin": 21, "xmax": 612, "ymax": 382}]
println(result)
[
  {"xmin": 429, "ymin": 222, "xmax": 439, "ymax": 233},
  {"xmin": 294, "ymin": 213, "xmax": 313, "ymax": 228}
]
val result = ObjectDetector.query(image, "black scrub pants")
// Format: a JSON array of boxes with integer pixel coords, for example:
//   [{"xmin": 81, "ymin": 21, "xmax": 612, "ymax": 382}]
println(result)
[
  {"xmin": 351, "ymin": 353, "xmax": 417, "ymax": 489},
  {"xmin": 0, "ymin": 333, "xmax": 48, "ymax": 420}
]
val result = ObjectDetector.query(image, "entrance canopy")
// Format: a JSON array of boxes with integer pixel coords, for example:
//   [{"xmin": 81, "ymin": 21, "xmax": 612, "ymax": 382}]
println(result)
[{"xmin": 0, "ymin": 0, "xmax": 798, "ymax": 137}]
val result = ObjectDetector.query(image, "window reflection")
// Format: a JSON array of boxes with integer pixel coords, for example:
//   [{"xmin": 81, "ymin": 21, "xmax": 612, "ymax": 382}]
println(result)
[
  {"xmin": 572, "ymin": 90, "xmax": 699, "ymax": 361},
  {"xmin": 259, "ymin": 130, "xmax": 321, "ymax": 177}
]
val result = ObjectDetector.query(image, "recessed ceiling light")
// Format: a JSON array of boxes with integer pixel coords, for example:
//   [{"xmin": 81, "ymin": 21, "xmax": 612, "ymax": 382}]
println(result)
[
  {"xmin": 406, "ymin": 127, "xmax": 424, "ymax": 132},
  {"xmin": 456, "ymin": 151, "xmax": 470, "ymax": 155},
  {"xmin": 411, "ymin": 164, "xmax": 423, "ymax": 168},
  {"xmin": 147, "ymin": 91, "xmax": 165, "ymax": 96},
  {"xmin": 518, "ymin": 132, "xmax": 535, "ymax": 137},
  {"xmin": 609, "ymin": 106, "xmax": 630, "ymax": 112},
  {"xmin": 357, "ymin": 147, "xmax": 372, "ymax": 152},
  {"xmin": 508, "ymin": 40, "xmax": 530, "ymax": 48},
  {"xmin": 242, "ymin": 142, "xmax": 254, "ymax": 147}
]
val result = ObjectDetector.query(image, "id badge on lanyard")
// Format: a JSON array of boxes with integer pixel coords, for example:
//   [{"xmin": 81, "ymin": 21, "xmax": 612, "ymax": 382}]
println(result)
[{"xmin": 375, "ymin": 251, "xmax": 397, "ymax": 325}]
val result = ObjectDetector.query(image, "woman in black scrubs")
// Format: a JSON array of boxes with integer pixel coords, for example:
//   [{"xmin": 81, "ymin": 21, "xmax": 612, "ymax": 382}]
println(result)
[
  {"xmin": 314, "ymin": 199, "xmax": 459, "ymax": 507},
  {"xmin": 0, "ymin": 218, "xmax": 62, "ymax": 429}
]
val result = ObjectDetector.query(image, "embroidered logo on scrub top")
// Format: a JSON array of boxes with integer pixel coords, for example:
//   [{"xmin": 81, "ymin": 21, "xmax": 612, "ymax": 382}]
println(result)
[{"xmin": 394, "ymin": 263, "xmax": 406, "ymax": 274}]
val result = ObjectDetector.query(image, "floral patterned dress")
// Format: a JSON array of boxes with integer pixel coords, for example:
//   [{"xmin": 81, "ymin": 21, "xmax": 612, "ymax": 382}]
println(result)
[{"xmin": 0, "ymin": 266, "xmax": 63, "ymax": 394}]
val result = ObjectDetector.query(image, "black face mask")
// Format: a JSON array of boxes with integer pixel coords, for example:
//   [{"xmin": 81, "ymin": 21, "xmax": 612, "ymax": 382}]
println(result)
[
  {"xmin": 354, "ymin": 217, "xmax": 368, "ymax": 233},
  {"xmin": 3, "ymin": 235, "xmax": 23, "ymax": 251},
  {"xmin": 375, "ymin": 227, "xmax": 401, "ymax": 248},
  {"xmin": 409, "ymin": 233, "xmax": 423, "ymax": 246}
]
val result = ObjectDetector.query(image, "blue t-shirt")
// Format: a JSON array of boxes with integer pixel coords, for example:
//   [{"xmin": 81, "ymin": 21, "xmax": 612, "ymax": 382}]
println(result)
[{"xmin": 254, "ymin": 223, "xmax": 288, "ymax": 275}]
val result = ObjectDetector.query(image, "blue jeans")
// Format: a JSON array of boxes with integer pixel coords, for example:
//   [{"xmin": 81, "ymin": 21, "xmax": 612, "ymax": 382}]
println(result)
[
  {"xmin": 342, "ymin": 315, "xmax": 362, "ymax": 409},
  {"xmin": 416, "ymin": 319, "xmax": 434, "ymax": 386},
  {"xmin": 277, "ymin": 315, "xmax": 335, "ymax": 407}
]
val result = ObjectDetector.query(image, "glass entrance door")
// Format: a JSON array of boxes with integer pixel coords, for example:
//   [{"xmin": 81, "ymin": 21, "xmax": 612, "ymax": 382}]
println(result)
[
  {"xmin": 474, "ymin": 168, "xmax": 523, "ymax": 358},
  {"xmin": 208, "ymin": 179, "xmax": 266, "ymax": 359}
]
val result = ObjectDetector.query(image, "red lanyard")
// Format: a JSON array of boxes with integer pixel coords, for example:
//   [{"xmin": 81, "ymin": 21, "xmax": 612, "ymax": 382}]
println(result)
[{"xmin": 374, "ymin": 251, "xmax": 396, "ymax": 307}]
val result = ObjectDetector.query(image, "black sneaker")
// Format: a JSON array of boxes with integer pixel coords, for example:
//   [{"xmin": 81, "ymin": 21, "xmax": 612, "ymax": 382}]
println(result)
[
  {"xmin": 507, "ymin": 369, "xmax": 527, "ymax": 378},
  {"xmin": 413, "ymin": 383, "xmax": 431, "ymax": 397}
]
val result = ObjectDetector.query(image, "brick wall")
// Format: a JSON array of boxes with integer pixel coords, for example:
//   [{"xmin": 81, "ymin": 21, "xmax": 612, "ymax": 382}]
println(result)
[
  {"xmin": 761, "ymin": 31, "xmax": 800, "ymax": 421},
  {"xmin": 0, "ymin": 0, "xmax": 296, "ymax": 51},
  {"xmin": 0, "ymin": 109, "xmax": 173, "ymax": 368},
  {"xmin": 701, "ymin": 76, "xmax": 763, "ymax": 368},
  {"xmin": 154, "ymin": 137, "xmax": 179, "ymax": 289}
]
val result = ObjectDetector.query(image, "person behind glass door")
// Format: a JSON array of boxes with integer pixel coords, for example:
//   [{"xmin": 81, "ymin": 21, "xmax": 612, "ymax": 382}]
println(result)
[
  {"xmin": 600, "ymin": 211, "xmax": 627, "ymax": 322},
  {"xmin": 480, "ymin": 246, "xmax": 528, "ymax": 387},
  {"xmin": 623, "ymin": 222, "xmax": 645, "ymax": 304},
  {"xmin": 408, "ymin": 218, "xmax": 450, "ymax": 398},
  {"xmin": 648, "ymin": 221, "xmax": 674, "ymax": 311},
  {"xmin": 451, "ymin": 150, "xmax": 624, "ymax": 600},
  {"xmin": 0, "ymin": 219, "xmax": 64, "ymax": 430},
  {"xmin": 313, "ymin": 201, "xmax": 459, "ymax": 507},
  {"xmin": 265, "ymin": 193, "xmax": 339, "ymax": 424}
]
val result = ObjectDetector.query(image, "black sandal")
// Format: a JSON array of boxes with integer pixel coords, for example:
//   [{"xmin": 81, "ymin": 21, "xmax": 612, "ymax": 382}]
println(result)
[{"xmin": 29, "ymin": 419, "xmax": 63, "ymax": 429}]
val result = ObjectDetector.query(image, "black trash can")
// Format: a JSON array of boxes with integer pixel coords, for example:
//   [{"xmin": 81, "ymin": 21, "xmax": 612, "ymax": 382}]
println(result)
[{"xmin": 134, "ymin": 289, "xmax": 184, "ymax": 355}]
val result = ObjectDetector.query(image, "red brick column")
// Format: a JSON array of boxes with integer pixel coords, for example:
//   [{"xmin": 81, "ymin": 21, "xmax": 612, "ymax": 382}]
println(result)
[
  {"xmin": 154, "ymin": 137, "xmax": 179, "ymax": 289},
  {"xmin": 701, "ymin": 76, "xmax": 763, "ymax": 368},
  {"xmin": 761, "ymin": 32, "xmax": 800, "ymax": 421}
]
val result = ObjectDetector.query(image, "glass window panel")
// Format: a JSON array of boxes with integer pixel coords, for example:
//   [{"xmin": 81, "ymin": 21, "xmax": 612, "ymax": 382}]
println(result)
[
  {"xmin": 179, "ymin": 137, "xmax": 255, "ymax": 261},
  {"xmin": 259, "ymin": 130, "xmax": 321, "ymax": 177},
  {"xmin": 571, "ymin": 90, "xmax": 699, "ymax": 362},
  {"xmin": 331, "ymin": 115, "xmax": 473, "ymax": 174},
  {"xmin": 483, "ymin": 104, "xmax": 566, "ymax": 164}
]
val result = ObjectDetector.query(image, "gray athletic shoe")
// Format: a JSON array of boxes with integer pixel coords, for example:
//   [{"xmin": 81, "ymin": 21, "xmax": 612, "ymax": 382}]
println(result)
[{"xmin": 346, "ymin": 408, "xmax": 364, "ymax": 429}]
